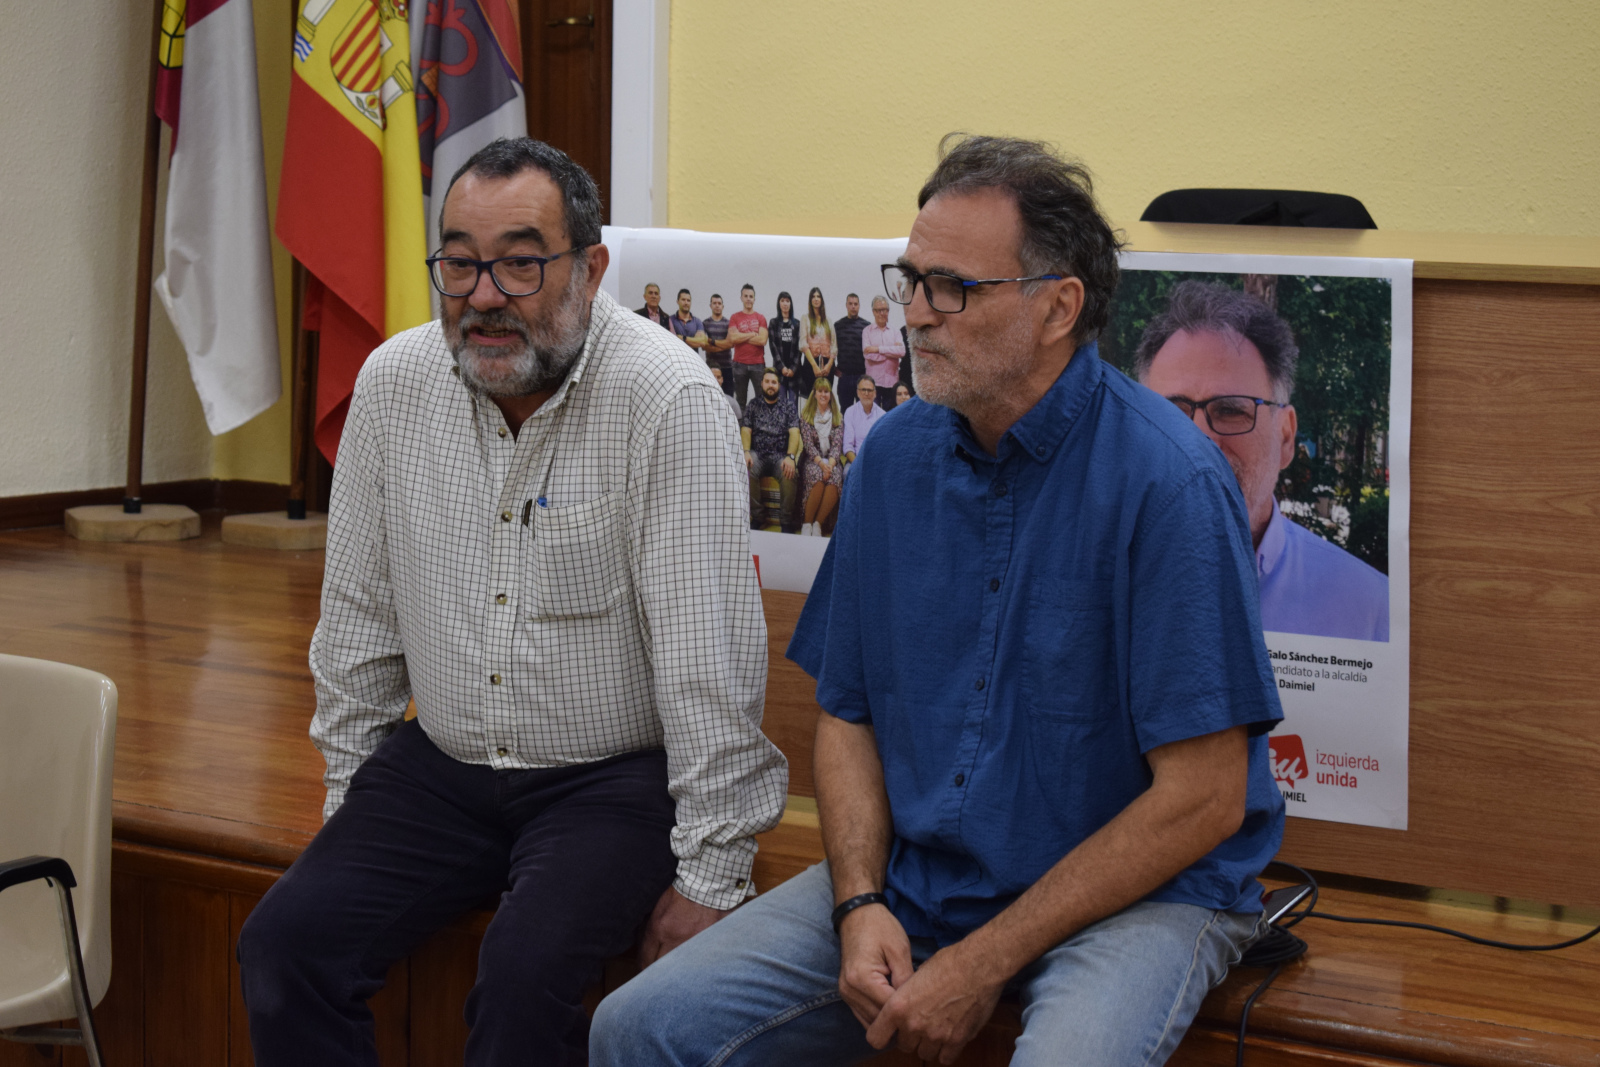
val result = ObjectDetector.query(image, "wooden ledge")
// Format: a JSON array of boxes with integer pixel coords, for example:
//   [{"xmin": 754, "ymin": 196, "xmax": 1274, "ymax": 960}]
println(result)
[{"xmin": 113, "ymin": 800, "xmax": 313, "ymax": 871}]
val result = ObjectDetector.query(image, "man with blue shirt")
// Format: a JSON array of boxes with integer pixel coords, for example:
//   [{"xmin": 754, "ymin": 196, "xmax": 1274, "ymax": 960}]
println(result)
[
  {"xmin": 1135, "ymin": 280, "xmax": 1389, "ymax": 642},
  {"xmin": 591, "ymin": 135, "xmax": 1285, "ymax": 1066}
]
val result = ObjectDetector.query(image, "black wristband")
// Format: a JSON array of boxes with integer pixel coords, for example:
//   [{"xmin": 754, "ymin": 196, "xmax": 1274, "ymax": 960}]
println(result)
[{"xmin": 830, "ymin": 892, "xmax": 889, "ymax": 934}]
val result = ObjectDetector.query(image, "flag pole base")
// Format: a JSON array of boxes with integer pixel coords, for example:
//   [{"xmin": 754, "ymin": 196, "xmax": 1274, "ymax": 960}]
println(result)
[
  {"xmin": 65, "ymin": 504, "xmax": 201, "ymax": 543},
  {"xmin": 221, "ymin": 511, "xmax": 327, "ymax": 551}
]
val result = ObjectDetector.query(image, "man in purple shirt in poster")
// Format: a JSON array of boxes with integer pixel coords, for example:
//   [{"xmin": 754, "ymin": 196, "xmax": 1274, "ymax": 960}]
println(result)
[{"xmin": 1135, "ymin": 281, "xmax": 1389, "ymax": 642}]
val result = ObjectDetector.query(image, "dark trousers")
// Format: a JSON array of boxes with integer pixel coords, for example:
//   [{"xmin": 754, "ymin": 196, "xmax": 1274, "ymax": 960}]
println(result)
[
  {"xmin": 730, "ymin": 362, "xmax": 765, "ymax": 409},
  {"xmin": 707, "ymin": 352, "xmax": 734, "ymax": 396},
  {"xmin": 237, "ymin": 719, "xmax": 677, "ymax": 1067},
  {"xmin": 748, "ymin": 451, "xmax": 799, "ymax": 532},
  {"xmin": 837, "ymin": 373, "xmax": 864, "ymax": 411}
]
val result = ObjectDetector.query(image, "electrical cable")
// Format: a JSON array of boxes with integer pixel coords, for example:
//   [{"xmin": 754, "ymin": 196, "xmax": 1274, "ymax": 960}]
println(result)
[
  {"xmin": 1232, "ymin": 862, "xmax": 1600, "ymax": 1066},
  {"xmin": 1302, "ymin": 911, "xmax": 1600, "ymax": 952},
  {"xmin": 1233, "ymin": 923, "xmax": 1307, "ymax": 1067}
]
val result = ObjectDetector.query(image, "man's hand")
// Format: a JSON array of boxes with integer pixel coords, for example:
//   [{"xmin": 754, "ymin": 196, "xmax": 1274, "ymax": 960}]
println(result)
[
  {"xmin": 745, "ymin": 451, "xmax": 755, "ymax": 471},
  {"xmin": 637, "ymin": 886, "xmax": 729, "ymax": 967},
  {"xmin": 837, "ymin": 902, "xmax": 913, "ymax": 1029},
  {"xmin": 781, "ymin": 458, "xmax": 797, "ymax": 481},
  {"xmin": 864, "ymin": 943, "xmax": 1005, "ymax": 1064}
]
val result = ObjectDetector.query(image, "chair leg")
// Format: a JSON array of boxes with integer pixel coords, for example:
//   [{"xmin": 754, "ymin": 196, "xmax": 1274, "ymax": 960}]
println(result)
[{"xmin": 53, "ymin": 878, "xmax": 106, "ymax": 1067}]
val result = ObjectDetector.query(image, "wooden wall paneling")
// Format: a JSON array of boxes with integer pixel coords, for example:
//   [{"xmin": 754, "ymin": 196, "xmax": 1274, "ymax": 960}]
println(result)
[
  {"xmin": 228, "ymin": 893, "xmax": 257, "ymax": 1067},
  {"xmin": 1279, "ymin": 280, "xmax": 1600, "ymax": 907},
  {"xmin": 80, "ymin": 869, "xmax": 145, "ymax": 1066},
  {"xmin": 142, "ymin": 879, "xmax": 231, "ymax": 1065},
  {"xmin": 406, "ymin": 910, "xmax": 492, "ymax": 1065},
  {"xmin": 370, "ymin": 961, "xmax": 411, "ymax": 1067},
  {"xmin": 760, "ymin": 590, "xmax": 819, "ymax": 797},
  {"xmin": 0, "ymin": 1041, "xmax": 57, "ymax": 1065},
  {"xmin": 521, "ymin": 0, "xmax": 613, "ymax": 219}
]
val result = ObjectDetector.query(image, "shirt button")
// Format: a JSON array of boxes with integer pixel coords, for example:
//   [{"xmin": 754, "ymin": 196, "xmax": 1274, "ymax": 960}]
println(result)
[
  {"xmin": 495, "ymin": 593, "xmax": 507, "ymax": 605},
  {"xmin": 500, "ymin": 509, "xmax": 513, "ymax": 522},
  {"xmin": 989, "ymin": 578, "xmax": 1000, "ymax": 592},
  {"xmin": 954, "ymin": 773, "xmax": 965, "ymax": 786},
  {"xmin": 497, "ymin": 746, "xmax": 508, "ymax": 756},
  {"xmin": 497, "ymin": 426, "xmax": 508, "ymax": 438},
  {"xmin": 1035, "ymin": 445, "xmax": 1046, "ymax": 457},
  {"xmin": 975, "ymin": 678, "xmax": 985, "ymax": 691},
  {"xmin": 994, "ymin": 483, "xmax": 1008, "ymax": 498},
  {"xmin": 490, "ymin": 673, "xmax": 503, "ymax": 685}
]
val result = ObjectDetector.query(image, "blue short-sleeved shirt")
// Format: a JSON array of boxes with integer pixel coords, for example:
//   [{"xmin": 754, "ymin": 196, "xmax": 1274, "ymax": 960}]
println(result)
[{"xmin": 788, "ymin": 343, "xmax": 1286, "ymax": 944}]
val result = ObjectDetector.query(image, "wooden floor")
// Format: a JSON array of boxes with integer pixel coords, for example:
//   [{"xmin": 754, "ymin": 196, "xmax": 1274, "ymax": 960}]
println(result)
[{"xmin": 2, "ymin": 520, "xmax": 1599, "ymax": 1066}]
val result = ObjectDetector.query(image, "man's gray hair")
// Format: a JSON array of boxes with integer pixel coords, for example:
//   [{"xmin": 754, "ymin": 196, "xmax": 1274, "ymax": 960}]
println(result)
[
  {"xmin": 917, "ymin": 134, "xmax": 1124, "ymax": 342},
  {"xmin": 1132, "ymin": 281, "xmax": 1300, "ymax": 403},
  {"xmin": 444, "ymin": 137, "xmax": 603, "ymax": 252}
]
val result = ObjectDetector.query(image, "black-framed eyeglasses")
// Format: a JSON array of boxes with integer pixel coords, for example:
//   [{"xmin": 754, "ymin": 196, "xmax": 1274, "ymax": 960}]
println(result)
[
  {"xmin": 881, "ymin": 263, "xmax": 1063, "ymax": 314},
  {"xmin": 1166, "ymin": 394, "xmax": 1287, "ymax": 436},
  {"xmin": 425, "ymin": 246, "xmax": 591, "ymax": 298}
]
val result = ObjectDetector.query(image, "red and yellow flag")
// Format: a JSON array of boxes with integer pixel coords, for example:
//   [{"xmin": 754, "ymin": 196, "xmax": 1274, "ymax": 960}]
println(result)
[{"xmin": 278, "ymin": 0, "xmax": 431, "ymax": 462}]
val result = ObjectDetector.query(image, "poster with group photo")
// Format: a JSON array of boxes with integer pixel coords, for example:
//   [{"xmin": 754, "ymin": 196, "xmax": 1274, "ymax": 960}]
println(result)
[
  {"xmin": 601, "ymin": 225, "xmax": 909, "ymax": 592},
  {"xmin": 603, "ymin": 228, "xmax": 1413, "ymax": 830}
]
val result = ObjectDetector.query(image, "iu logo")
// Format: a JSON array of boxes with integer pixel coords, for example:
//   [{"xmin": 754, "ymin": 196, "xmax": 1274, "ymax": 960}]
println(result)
[{"xmin": 1269, "ymin": 734, "xmax": 1307, "ymax": 789}]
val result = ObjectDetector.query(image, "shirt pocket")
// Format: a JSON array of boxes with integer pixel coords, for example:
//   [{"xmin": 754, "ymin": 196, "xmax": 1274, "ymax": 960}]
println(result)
[
  {"xmin": 1022, "ymin": 578, "xmax": 1118, "ymax": 723},
  {"xmin": 524, "ymin": 491, "xmax": 627, "ymax": 620}
]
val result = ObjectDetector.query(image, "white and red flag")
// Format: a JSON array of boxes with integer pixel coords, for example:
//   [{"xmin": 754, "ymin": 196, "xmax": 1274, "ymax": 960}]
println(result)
[{"xmin": 153, "ymin": 0, "xmax": 282, "ymax": 435}]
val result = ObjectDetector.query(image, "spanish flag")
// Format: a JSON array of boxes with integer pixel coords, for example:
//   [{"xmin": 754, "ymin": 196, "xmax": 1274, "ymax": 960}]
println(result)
[{"xmin": 277, "ymin": 0, "xmax": 432, "ymax": 463}]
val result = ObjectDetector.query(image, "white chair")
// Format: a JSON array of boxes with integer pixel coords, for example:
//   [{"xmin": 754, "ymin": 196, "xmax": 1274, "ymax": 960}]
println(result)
[{"xmin": 0, "ymin": 654, "xmax": 117, "ymax": 1065}]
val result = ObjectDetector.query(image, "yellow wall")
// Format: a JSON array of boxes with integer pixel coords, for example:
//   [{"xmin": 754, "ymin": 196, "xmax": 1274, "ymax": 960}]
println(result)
[
  {"xmin": 215, "ymin": 0, "xmax": 1599, "ymax": 483},
  {"xmin": 666, "ymin": 0, "xmax": 1600, "ymax": 240}
]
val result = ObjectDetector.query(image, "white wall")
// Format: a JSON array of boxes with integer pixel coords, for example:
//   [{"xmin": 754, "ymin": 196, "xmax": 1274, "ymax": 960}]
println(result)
[{"xmin": 0, "ymin": 5, "xmax": 213, "ymax": 497}]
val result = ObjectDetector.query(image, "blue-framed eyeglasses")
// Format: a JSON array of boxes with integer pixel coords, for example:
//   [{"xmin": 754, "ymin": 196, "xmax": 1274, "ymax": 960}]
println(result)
[
  {"xmin": 881, "ymin": 263, "xmax": 1063, "ymax": 314},
  {"xmin": 425, "ymin": 246, "xmax": 590, "ymax": 298}
]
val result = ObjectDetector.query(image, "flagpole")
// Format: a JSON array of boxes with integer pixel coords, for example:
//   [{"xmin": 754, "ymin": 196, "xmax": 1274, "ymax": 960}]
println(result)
[
  {"xmin": 286, "ymin": 259, "xmax": 311, "ymax": 519},
  {"xmin": 123, "ymin": 0, "xmax": 166, "ymax": 515}
]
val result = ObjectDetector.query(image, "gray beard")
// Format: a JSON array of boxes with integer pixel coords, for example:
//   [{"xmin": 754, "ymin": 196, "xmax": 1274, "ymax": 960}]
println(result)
[
  {"xmin": 907, "ymin": 316, "xmax": 1034, "ymax": 414},
  {"xmin": 445, "ymin": 264, "xmax": 591, "ymax": 397}
]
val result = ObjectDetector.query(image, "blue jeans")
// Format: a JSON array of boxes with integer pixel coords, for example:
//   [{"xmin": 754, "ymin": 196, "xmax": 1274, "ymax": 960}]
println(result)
[{"xmin": 592, "ymin": 862, "xmax": 1262, "ymax": 1066}]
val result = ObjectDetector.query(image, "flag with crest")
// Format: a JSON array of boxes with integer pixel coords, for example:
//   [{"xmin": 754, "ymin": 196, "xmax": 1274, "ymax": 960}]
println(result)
[{"xmin": 278, "ymin": 0, "xmax": 431, "ymax": 462}]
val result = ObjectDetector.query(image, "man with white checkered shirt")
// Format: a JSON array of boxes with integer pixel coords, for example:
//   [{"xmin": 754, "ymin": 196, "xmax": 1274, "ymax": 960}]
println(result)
[{"xmin": 238, "ymin": 138, "xmax": 787, "ymax": 1067}]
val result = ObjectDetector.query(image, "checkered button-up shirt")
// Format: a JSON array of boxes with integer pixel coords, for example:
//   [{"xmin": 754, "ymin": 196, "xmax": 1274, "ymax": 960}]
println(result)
[{"xmin": 309, "ymin": 290, "xmax": 787, "ymax": 909}]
